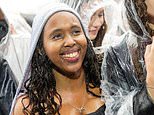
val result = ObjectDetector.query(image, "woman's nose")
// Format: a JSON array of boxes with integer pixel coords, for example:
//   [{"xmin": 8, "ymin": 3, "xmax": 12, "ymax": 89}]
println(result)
[
  {"xmin": 64, "ymin": 34, "xmax": 76, "ymax": 47},
  {"xmin": 93, "ymin": 18, "xmax": 102, "ymax": 27}
]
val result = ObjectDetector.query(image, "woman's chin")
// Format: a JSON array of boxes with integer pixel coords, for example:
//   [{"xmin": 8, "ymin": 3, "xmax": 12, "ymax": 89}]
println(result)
[{"xmin": 90, "ymin": 35, "xmax": 97, "ymax": 40}]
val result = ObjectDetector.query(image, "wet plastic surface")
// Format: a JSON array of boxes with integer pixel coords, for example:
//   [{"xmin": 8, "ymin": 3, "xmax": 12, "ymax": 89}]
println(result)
[{"xmin": 0, "ymin": 58, "xmax": 17, "ymax": 115}]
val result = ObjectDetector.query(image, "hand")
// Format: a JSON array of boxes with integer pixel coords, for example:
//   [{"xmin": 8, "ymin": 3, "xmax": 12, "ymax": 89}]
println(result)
[{"xmin": 145, "ymin": 36, "xmax": 154, "ymax": 101}]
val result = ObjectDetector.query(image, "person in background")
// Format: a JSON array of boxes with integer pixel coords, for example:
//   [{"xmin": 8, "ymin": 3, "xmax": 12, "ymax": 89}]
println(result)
[
  {"xmin": 11, "ymin": 3, "xmax": 154, "ymax": 115},
  {"xmin": 101, "ymin": 0, "xmax": 154, "ymax": 90},
  {"xmin": 122, "ymin": 0, "xmax": 154, "ymax": 82},
  {"xmin": 125, "ymin": 0, "xmax": 154, "ymax": 37},
  {"xmin": 78, "ymin": 0, "xmax": 107, "ymax": 72},
  {"xmin": 88, "ymin": 7, "xmax": 107, "ymax": 47},
  {"xmin": 0, "ymin": 5, "xmax": 31, "ymax": 83},
  {"xmin": 0, "ymin": 8, "xmax": 17, "ymax": 115},
  {"xmin": 79, "ymin": 0, "xmax": 107, "ymax": 47},
  {"xmin": 100, "ymin": 0, "xmax": 154, "ymax": 114}
]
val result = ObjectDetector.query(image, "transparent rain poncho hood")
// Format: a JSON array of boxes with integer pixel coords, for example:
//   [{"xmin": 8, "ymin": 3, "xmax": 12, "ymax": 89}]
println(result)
[{"xmin": 79, "ymin": 0, "xmax": 108, "ymax": 55}]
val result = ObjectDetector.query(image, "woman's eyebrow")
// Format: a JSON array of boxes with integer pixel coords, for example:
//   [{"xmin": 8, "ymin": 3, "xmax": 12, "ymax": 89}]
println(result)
[
  {"xmin": 52, "ymin": 29, "xmax": 62, "ymax": 33},
  {"xmin": 71, "ymin": 25, "xmax": 81, "ymax": 29},
  {"xmin": 48, "ymin": 29, "xmax": 62, "ymax": 37}
]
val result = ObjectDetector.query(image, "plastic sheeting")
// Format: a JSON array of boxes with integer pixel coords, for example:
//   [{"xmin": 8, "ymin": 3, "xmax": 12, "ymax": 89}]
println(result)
[
  {"xmin": 101, "ymin": 0, "xmax": 154, "ymax": 114},
  {"xmin": 7, "ymin": 0, "xmax": 154, "ymax": 114},
  {"xmin": 0, "ymin": 58, "xmax": 17, "ymax": 115},
  {"xmin": 0, "ymin": 6, "xmax": 31, "ymax": 83},
  {"xmin": 101, "ymin": 0, "xmax": 152, "ymax": 87},
  {"xmin": 0, "ymin": 6, "xmax": 30, "ymax": 115}
]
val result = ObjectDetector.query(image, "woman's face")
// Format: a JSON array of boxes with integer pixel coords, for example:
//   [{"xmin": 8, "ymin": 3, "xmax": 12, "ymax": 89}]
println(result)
[
  {"xmin": 88, "ymin": 7, "xmax": 104, "ymax": 40},
  {"xmin": 43, "ymin": 12, "xmax": 87, "ymax": 74},
  {"xmin": 145, "ymin": 0, "xmax": 154, "ymax": 23}
]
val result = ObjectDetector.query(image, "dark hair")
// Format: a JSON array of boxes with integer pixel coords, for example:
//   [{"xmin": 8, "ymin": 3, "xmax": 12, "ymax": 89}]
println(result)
[
  {"xmin": 22, "ymin": 30, "xmax": 101, "ymax": 114},
  {"xmin": 125, "ymin": 0, "xmax": 154, "ymax": 37},
  {"xmin": 91, "ymin": 12, "xmax": 107, "ymax": 73},
  {"xmin": 92, "ymin": 21, "xmax": 107, "ymax": 47},
  {"xmin": 0, "ymin": 9, "xmax": 8, "ymax": 41},
  {"xmin": 0, "ymin": 19, "xmax": 8, "ymax": 41},
  {"xmin": 125, "ymin": 0, "xmax": 152, "ymax": 82}
]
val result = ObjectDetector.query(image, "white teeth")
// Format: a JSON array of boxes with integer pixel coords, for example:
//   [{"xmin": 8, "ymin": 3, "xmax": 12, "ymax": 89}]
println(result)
[{"xmin": 63, "ymin": 52, "xmax": 78, "ymax": 58}]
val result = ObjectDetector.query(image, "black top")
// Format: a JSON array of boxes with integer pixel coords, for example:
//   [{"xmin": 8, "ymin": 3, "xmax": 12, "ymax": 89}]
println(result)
[
  {"xmin": 87, "ymin": 105, "xmax": 105, "ymax": 115},
  {"xmin": 86, "ymin": 87, "xmax": 154, "ymax": 115}
]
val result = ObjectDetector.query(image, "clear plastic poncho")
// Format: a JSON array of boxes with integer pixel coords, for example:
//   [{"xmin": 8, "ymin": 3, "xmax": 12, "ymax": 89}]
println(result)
[
  {"xmin": 10, "ymin": 0, "xmax": 154, "ymax": 114},
  {"xmin": 0, "ymin": 8, "xmax": 17, "ymax": 115},
  {"xmin": 100, "ymin": 0, "xmax": 153, "ymax": 114},
  {"xmin": 0, "ymin": 5, "xmax": 31, "ymax": 83}
]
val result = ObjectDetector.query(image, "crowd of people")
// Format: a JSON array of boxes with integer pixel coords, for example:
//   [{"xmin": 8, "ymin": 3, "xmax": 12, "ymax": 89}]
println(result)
[{"xmin": 0, "ymin": 0, "xmax": 154, "ymax": 115}]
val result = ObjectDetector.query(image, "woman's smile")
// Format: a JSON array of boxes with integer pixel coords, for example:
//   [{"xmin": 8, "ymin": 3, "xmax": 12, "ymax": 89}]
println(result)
[
  {"xmin": 89, "ymin": 29, "xmax": 98, "ymax": 35},
  {"xmin": 61, "ymin": 50, "xmax": 80, "ymax": 63}
]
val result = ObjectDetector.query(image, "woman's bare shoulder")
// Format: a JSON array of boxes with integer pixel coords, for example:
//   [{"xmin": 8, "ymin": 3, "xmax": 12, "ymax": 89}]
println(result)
[{"xmin": 12, "ymin": 94, "xmax": 31, "ymax": 115}]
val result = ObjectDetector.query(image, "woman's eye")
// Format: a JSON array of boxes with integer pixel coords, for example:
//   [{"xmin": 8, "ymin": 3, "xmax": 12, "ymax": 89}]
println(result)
[
  {"xmin": 98, "ymin": 13, "xmax": 103, "ymax": 17},
  {"xmin": 72, "ymin": 30, "xmax": 80, "ymax": 35},
  {"xmin": 72, "ymin": 29, "xmax": 81, "ymax": 36},
  {"xmin": 51, "ymin": 33, "xmax": 63, "ymax": 40}
]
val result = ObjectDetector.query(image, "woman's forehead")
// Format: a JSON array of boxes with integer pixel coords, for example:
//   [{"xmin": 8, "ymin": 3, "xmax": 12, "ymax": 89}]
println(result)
[
  {"xmin": 42, "ymin": 11, "xmax": 83, "ymax": 34},
  {"xmin": 93, "ymin": 7, "xmax": 104, "ymax": 16},
  {"xmin": 51, "ymin": 11, "xmax": 79, "ymax": 20},
  {"xmin": 46, "ymin": 11, "xmax": 81, "ymax": 26}
]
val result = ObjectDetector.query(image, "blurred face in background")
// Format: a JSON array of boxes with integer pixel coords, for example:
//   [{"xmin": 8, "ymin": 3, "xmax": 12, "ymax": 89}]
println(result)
[{"xmin": 88, "ymin": 7, "xmax": 104, "ymax": 40}]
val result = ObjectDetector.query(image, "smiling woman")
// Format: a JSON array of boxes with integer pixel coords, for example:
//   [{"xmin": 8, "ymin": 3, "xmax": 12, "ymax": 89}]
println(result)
[
  {"xmin": 10, "ymin": 2, "xmax": 154, "ymax": 115},
  {"xmin": 88, "ymin": 7, "xmax": 106, "ymax": 46},
  {"xmin": 43, "ymin": 11, "xmax": 87, "ymax": 74},
  {"xmin": 77, "ymin": 0, "xmax": 107, "ymax": 74},
  {"xmin": 79, "ymin": 0, "xmax": 107, "ymax": 47},
  {"xmin": 11, "ymin": 3, "xmax": 104, "ymax": 115}
]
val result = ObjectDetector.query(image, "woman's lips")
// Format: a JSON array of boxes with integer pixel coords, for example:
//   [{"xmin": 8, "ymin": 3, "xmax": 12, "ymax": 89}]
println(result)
[
  {"xmin": 61, "ymin": 50, "xmax": 80, "ymax": 63},
  {"xmin": 89, "ymin": 29, "xmax": 98, "ymax": 35}
]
